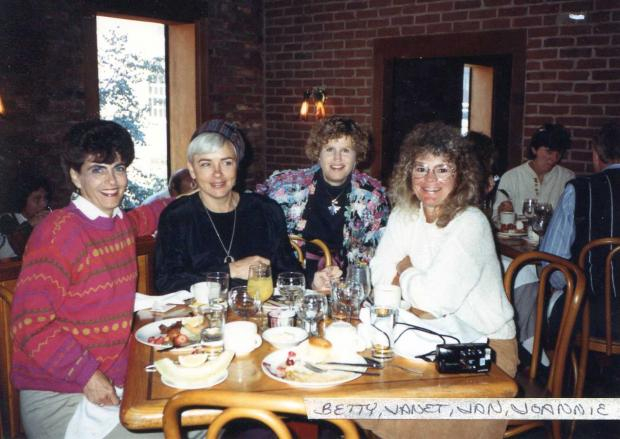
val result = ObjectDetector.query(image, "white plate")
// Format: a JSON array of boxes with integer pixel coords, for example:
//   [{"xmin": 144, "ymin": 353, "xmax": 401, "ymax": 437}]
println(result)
[
  {"xmin": 135, "ymin": 318, "xmax": 198, "ymax": 349},
  {"xmin": 161, "ymin": 370, "xmax": 228, "ymax": 389},
  {"xmin": 262, "ymin": 327, "xmax": 308, "ymax": 349},
  {"xmin": 261, "ymin": 349, "xmax": 365, "ymax": 388}
]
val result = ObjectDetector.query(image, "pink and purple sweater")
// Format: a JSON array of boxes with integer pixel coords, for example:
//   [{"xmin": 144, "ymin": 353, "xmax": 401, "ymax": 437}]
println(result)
[{"xmin": 10, "ymin": 199, "xmax": 167, "ymax": 393}]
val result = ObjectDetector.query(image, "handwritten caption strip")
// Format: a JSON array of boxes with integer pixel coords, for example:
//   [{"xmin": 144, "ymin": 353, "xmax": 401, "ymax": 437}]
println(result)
[{"xmin": 305, "ymin": 398, "xmax": 620, "ymax": 420}]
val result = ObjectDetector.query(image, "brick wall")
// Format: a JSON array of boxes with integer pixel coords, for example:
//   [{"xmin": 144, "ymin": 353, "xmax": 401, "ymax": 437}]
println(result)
[
  {"xmin": 263, "ymin": 0, "xmax": 620, "ymax": 178},
  {"xmin": 0, "ymin": 0, "xmax": 263, "ymax": 209}
]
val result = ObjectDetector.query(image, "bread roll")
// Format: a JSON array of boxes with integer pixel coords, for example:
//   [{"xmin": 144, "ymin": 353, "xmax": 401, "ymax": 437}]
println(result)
[{"xmin": 306, "ymin": 337, "xmax": 332, "ymax": 363}]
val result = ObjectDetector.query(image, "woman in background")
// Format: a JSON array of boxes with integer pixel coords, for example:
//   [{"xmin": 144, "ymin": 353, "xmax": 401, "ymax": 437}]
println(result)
[
  {"xmin": 0, "ymin": 175, "xmax": 52, "ymax": 259},
  {"xmin": 256, "ymin": 115, "xmax": 389, "ymax": 283}
]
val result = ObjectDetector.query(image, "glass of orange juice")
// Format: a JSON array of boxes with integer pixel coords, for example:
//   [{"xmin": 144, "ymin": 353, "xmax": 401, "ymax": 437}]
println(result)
[{"xmin": 247, "ymin": 263, "xmax": 273, "ymax": 323}]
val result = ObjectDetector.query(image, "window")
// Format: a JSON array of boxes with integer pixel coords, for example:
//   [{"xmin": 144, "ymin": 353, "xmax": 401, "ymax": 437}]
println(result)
[{"xmin": 96, "ymin": 16, "xmax": 167, "ymax": 208}]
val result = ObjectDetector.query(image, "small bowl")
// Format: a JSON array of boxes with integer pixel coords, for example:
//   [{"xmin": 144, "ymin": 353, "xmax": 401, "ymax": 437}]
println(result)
[{"xmin": 262, "ymin": 326, "xmax": 308, "ymax": 349}]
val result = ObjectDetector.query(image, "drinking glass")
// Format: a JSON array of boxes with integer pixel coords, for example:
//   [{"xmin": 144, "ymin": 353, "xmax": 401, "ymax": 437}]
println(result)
[
  {"xmin": 346, "ymin": 263, "xmax": 372, "ymax": 300},
  {"xmin": 198, "ymin": 304, "xmax": 225, "ymax": 359},
  {"xmin": 228, "ymin": 286, "xmax": 261, "ymax": 319},
  {"xmin": 276, "ymin": 271, "xmax": 306, "ymax": 310},
  {"xmin": 247, "ymin": 264, "xmax": 273, "ymax": 304},
  {"xmin": 532, "ymin": 202, "xmax": 553, "ymax": 237},
  {"xmin": 331, "ymin": 280, "xmax": 366, "ymax": 322},
  {"xmin": 206, "ymin": 271, "xmax": 230, "ymax": 309},
  {"xmin": 369, "ymin": 305, "xmax": 397, "ymax": 362},
  {"xmin": 522, "ymin": 198, "xmax": 538, "ymax": 221},
  {"xmin": 295, "ymin": 291, "xmax": 328, "ymax": 335}
]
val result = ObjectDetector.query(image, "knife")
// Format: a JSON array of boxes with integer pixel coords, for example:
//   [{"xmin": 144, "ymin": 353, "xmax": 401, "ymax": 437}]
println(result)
[{"xmin": 319, "ymin": 361, "xmax": 384, "ymax": 369}]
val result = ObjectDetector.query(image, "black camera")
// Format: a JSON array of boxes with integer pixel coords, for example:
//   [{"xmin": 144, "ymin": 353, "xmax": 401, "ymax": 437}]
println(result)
[{"xmin": 435, "ymin": 343, "xmax": 493, "ymax": 373}]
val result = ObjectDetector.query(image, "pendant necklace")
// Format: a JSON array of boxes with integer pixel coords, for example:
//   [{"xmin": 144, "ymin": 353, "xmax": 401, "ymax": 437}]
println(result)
[
  {"xmin": 327, "ymin": 187, "xmax": 347, "ymax": 215},
  {"xmin": 205, "ymin": 203, "xmax": 237, "ymax": 263}
]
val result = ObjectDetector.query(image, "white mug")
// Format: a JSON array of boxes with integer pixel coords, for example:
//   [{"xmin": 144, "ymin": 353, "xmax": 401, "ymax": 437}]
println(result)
[
  {"xmin": 224, "ymin": 321, "xmax": 262, "ymax": 355},
  {"xmin": 499, "ymin": 211, "xmax": 516, "ymax": 225},
  {"xmin": 325, "ymin": 321, "xmax": 365, "ymax": 352},
  {"xmin": 191, "ymin": 282, "xmax": 210, "ymax": 304},
  {"xmin": 373, "ymin": 285, "xmax": 401, "ymax": 308}
]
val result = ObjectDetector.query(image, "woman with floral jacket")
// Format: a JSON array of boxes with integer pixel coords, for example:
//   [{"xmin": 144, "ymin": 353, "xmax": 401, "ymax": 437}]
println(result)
[{"xmin": 256, "ymin": 116, "xmax": 389, "ymax": 283}]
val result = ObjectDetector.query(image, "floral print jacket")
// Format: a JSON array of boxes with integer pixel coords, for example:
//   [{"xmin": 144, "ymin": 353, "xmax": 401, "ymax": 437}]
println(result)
[{"xmin": 256, "ymin": 165, "xmax": 390, "ymax": 264}]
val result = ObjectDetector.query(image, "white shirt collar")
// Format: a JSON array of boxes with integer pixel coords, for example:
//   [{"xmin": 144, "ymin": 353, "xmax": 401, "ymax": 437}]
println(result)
[{"xmin": 72, "ymin": 195, "xmax": 124, "ymax": 220}]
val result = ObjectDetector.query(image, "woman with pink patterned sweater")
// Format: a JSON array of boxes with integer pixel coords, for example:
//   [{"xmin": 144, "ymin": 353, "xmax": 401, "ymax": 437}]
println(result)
[{"xmin": 10, "ymin": 120, "xmax": 171, "ymax": 438}]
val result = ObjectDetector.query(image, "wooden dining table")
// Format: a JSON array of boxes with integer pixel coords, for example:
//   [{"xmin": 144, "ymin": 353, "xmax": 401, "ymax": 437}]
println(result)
[
  {"xmin": 496, "ymin": 235, "xmax": 537, "ymax": 259},
  {"xmin": 120, "ymin": 307, "xmax": 519, "ymax": 432}
]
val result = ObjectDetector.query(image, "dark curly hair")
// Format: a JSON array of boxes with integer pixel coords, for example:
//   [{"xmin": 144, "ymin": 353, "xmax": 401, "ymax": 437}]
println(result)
[
  {"xmin": 390, "ymin": 122, "xmax": 482, "ymax": 228},
  {"xmin": 62, "ymin": 120, "xmax": 135, "ymax": 187},
  {"xmin": 305, "ymin": 115, "xmax": 369, "ymax": 162},
  {"xmin": 527, "ymin": 123, "xmax": 571, "ymax": 159},
  {"xmin": 13, "ymin": 175, "xmax": 52, "ymax": 212}
]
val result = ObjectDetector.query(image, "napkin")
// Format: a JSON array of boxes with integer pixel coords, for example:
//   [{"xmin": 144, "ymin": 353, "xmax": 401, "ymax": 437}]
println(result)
[
  {"xmin": 358, "ymin": 307, "xmax": 487, "ymax": 360},
  {"xmin": 155, "ymin": 350, "xmax": 234, "ymax": 388},
  {"xmin": 64, "ymin": 387, "xmax": 123, "ymax": 439},
  {"xmin": 133, "ymin": 290, "xmax": 193, "ymax": 312}
]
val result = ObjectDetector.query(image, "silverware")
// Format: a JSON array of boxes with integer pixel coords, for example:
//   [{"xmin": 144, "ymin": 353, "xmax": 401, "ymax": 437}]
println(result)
[
  {"xmin": 303, "ymin": 361, "xmax": 379, "ymax": 376},
  {"xmin": 388, "ymin": 364, "xmax": 423, "ymax": 375},
  {"xmin": 156, "ymin": 342, "xmax": 201, "ymax": 352},
  {"xmin": 319, "ymin": 361, "xmax": 384, "ymax": 369}
]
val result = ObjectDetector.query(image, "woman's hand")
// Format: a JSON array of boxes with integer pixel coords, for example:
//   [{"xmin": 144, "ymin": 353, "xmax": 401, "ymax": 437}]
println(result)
[
  {"xmin": 311, "ymin": 265, "xmax": 342, "ymax": 292},
  {"xmin": 229, "ymin": 256, "xmax": 270, "ymax": 279},
  {"xmin": 83, "ymin": 370, "xmax": 119, "ymax": 407},
  {"xmin": 396, "ymin": 255, "xmax": 412, "ymax": 275}
]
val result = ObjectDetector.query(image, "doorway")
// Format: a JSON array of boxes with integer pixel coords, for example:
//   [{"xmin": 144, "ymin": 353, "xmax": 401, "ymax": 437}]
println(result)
[{"xmin": 371, "ymin": 30, "xmax": 526, "ymax": 183}]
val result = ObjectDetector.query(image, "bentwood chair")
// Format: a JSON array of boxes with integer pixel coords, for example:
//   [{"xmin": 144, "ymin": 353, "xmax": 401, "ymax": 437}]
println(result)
[
  {"xmin": 503, "ymin": 251, "xmax": 586, "ymax": 439},
  {"xmin": 0, "ymin": 258, "xmax": 23, "ymax": 439},
  {"xmin": 163, "ymin": 389, "xmax": 360, "ymax": 439},
  {"xmin": 289, "ymin": 235, "xmax": 333, "ymax": 267},
  {"xmin": 575, "ymin": 237, "xmax": 620, "ymax": 398}
]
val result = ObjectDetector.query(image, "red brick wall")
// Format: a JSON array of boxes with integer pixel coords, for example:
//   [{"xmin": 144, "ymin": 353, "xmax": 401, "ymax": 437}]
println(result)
[{"xmin": 263, "ymin": 0, "xmax": 620, "ymax": 178}]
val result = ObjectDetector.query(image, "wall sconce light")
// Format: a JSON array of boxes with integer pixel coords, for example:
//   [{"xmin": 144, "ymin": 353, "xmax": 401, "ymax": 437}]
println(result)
[
  {"xmin": 0, "ymin": 95, "xmax": 5, "ymax": 119},
  {"xmin": 299, "ymin": 87, "xmax": 327, "ymax": 120}
]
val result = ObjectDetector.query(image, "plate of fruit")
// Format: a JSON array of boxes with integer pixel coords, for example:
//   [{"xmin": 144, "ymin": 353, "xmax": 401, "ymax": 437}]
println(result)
[{"xmin": 135, "ymin": 317, "xmax": 204, "ymax": 349}]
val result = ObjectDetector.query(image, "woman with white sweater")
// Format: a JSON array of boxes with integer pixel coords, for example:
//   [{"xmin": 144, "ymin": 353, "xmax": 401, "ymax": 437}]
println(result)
[{"xmin": 370, "ymin": 122, "xmax": 516, "ymax": 375}]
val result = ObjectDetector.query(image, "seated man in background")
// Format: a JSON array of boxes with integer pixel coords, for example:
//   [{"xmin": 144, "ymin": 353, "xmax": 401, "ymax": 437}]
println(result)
[
  {"xmin": 543, "ymin": 120, "xmax": 620, "ymax": 339},
  {"xmin": 493, "ymin": 123, "xmax": 574, "ymax": 216},
  {"xmin": 0, "ymin": 174, "xmax": 52, "ymax": 259},
  {"xmin": 141, "ymin": 167, "xmax": 195, "ymax": 205}
]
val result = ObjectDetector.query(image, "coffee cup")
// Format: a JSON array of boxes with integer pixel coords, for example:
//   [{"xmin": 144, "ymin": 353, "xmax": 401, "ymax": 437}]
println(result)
[
  {"xmin": 499, "ymin": 211, "xmax": 516, "ymax": 226},
  {"xmin": 324, "ymin": 321, "xmax": 365, "ymax": 352},
  {"xmin": 373, "ymin": 285, "xmax": 401, "ymax": 308},
  {"xmin": 191, "ymin": 282, "xmax": 211, "ymax": 304},
  {"xmin": 224, "ymin": 321, "xmax": 262, "ymax": 355}
]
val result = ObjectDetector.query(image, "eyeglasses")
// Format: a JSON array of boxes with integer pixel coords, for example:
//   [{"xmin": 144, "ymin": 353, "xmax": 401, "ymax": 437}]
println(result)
[{"xmin": 411, "ymin": 163, "xmax": 455, "ymax": 181}]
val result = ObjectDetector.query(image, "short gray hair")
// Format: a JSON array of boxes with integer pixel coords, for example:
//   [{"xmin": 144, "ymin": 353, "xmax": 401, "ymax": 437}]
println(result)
[{"xmin": 187, "ymin": 132, "xmax": 237, "ymax": 162}]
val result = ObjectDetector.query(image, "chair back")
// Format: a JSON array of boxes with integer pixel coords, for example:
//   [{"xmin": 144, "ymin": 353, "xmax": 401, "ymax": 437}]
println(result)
[
  {"xmin": 0, "ymin": 259, "xmax": 22, "ymax": 439},
  {"xmin": 503, "ymin": 251, "xmax": 586, "ymax": 397},
  {"xmin": 135, "ymin": 235, "xmax": 156, "ymax": 293},
  {"xmin": 163, "ymin": 389, "xmax": 359, "ymax": 439},
  {"xmin": 578, "ymin": 237, "xmax": 620, "ymax": 355},
  {"xmin": 289, "ymin": 235, "xmax": 333, "ymax": 267}
]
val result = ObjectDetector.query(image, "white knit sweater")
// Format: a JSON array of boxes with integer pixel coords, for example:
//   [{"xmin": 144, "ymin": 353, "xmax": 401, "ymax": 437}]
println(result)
[{"xmin": 370, "ymin": 206, "xmax": 516, "ymax": 340}]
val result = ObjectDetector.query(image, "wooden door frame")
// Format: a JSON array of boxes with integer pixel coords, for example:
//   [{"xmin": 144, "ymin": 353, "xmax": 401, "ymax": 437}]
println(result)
[{"xmin": 371, "ymin": 30, "xmax": 526, "ymax": 178}]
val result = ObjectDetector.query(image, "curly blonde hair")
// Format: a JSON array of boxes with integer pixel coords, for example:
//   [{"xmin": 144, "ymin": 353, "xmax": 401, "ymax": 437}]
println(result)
[
  {"xmin": 305, "ymin": 115, "xmax": 369, "ymax": 162},
  {"xmin": 389, "ymin": 122, "xmax": 482, "ymax": 228}
]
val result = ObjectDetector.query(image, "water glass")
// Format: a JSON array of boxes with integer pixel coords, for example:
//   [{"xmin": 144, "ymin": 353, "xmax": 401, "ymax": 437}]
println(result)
[
  {"xmin": 206, "ymin": 271, "xmax": 230, "ymax": 308},
  {"xmin": 369, "ymin": 306, "xmax": 396, "ymax": 361},
  {"xmin": 228, "ymin": 286, "xmax": 261, "ymax": 319},
  {"xmin": 331, "ymin": 281, "xmax": 365, "ymax": 322},
  {"xmin": 346, "ymin": 263, "xmax": 372, "ymax": 300},
  {"xmin": 532, "ymin": 202, "xmax": 553, "ymax": 236},
  {"xmin": 276, "ymin": 272, "xmax": 306, "ymax": 309},
  {"xmin": 198, "ymin": 304, "xmax": 225, "ymax": 359},
  {"xmin": 295, "ymin": 291, "xmax": 328, "ymax": 335},
  {"xmin": 522, "ymin": 198, "xmax": 538, "ymax": 220}
]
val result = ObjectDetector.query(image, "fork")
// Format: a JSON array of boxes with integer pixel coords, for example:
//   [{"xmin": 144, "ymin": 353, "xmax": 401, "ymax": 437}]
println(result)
[{"xmin": 303, "ymin": 361, "xmax": 380, "ymax": 376}]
